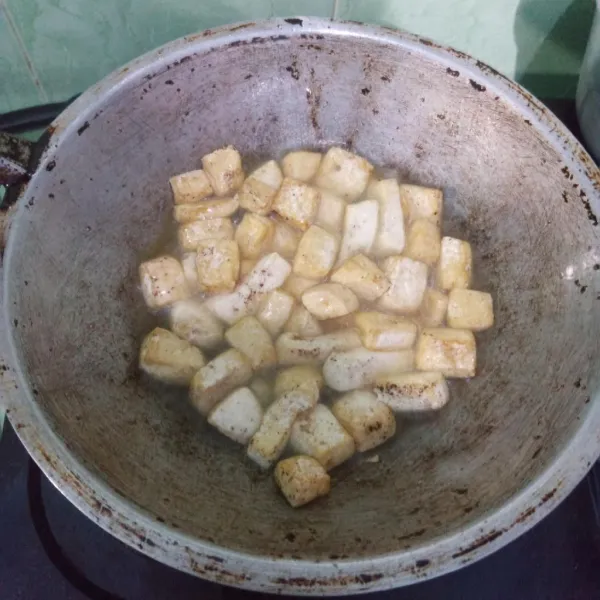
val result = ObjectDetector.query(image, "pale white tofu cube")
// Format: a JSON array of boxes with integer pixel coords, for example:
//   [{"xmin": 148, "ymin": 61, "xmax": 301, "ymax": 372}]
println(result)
[
  {"xmin": 415, "ymin": 328, "xmax": 476, "ymax": 378},
  {"xmin": 323, "ymin": 347, "xmax": 414, "ymax": 392},
  {"xmin": 204, "ymin": 285, "xmax": 262, "ymax": 325},
  {"xmin": 235, "ymin": 213, "xmax": 275, "ymax": 259},
  {"xmin": 281, "ymin": 151, "xmax": 322, "ymax": 182},
  {"xmin": 225, "ymin": 316, "xmax": 276, "ymax": 371},
  {"xmin": 274, "ymin": 456, "xmax": 330, "ymax": 507},
  {"xmin": 190, "ymin": 348, "xmax": 253, "ymax": 415},
  {"xmin": 256, "ymin": 289, "xmax": 295, "ymax": 337},
  {"xmin": 173, "ymin": 197, "xmax": 239, "ymax": 223},
  {"xmin": 355, "ymin": 311, "xmax": 417, "ymax": 351},
  {"xmin": 330, "ymin": 254, "xmax": 390, "ymax": 302},
  {"xmin": 169, "ymin": 300, "xmax": 224, "ymax": 350},
  {"xmin": 378, "ymin": 256, "xmax": 428, "ymax": 314},
  {"xmin": 247, "ymin": 390, "xmax": 316, "ymax": 469},
  {"xmin": 139, "ymin": 256, "xmax": 191, "ymax": 310},
  {"xmin": 249, "ymin": 377, "xmax": 273, "ymax": 408},
  {"xmin": 293, "ymin": 225, "xmax": 339, "ymax": 279},
  {"xmin": 274, "ymin": 365, "xmax": 323, "ymax": 404},
  {"xmin": 338, "ymin": 200, "xmax": 379, "ymax": 263},
  {"xmin": 368, "ymin": 179, "xmax": 406, "ymax": 257},
  {"xmin": 178, "ymin": 218, "xmax": 234, "ymax": 251},
  {"xmin": 237, "ymin": 160, "xmax": 283, "ymax": 214},
  {"xmin": 270, "ymin": 219, "xmax": 301, "ymax": 259},
  {"xmin": 284, "ymin": 305, "xmax": 323, "ymax": 337},
  {"xmin": 201, "ymin": 145, "xmax": 244, "ymax": 196},
  {"xmin": 447, "ymin": 289, "xmax": 494, "ymax": 331},
  {"xmin": 195, "ymin": 239, "xmax": 240, "ymax": 294},
  {"xmin": 290, "ymin": 404, "xmax": 355, "ymax": 470},
  {"xmin": 436, "ymin": 237, "xmax": 472, "ymax": 290},
  {"xmin": 282, "ymin": 275, "xmax": 318, "ymax": 300},
  {"xmin": 404, "ymin": 219, "xmax": 441, "ymax": 266},
  {"xmin": 374, "ymin": 371, "xmax": 449, "ymax": 412},
  {"xmin": 331, "ymin": 391, "xmax": 396, "ymax": 452},
  {"xmin": 302, "ymin": 283, "xmax": 359, "ymax": 320},
  {"xmin": 315, "ymin": 191, "xmax": 346, "ymax": 233},
  {"xmin": 181, "ymin": 253, "xmax": 201, "ymax": 293},
  {"xmin": 139, "ymin": 327, "xmax": 205, "ymax": 385},
  {"xmin": 420, "ymin": 289, "xmax": 449, "ymax": 327},
  {"xmin": 245, "ymin": 253, "xmax": 292, "ymax": 293},
  {"xmin": 208, "ymin": 387, "xmax": 263, "ymax": 444},
  {"xmin": 315, "ymin": 147, "xmax": 373, "ymax": 201},
  {"xmin": 275, "ymin": 330, "xmax": 362, "ymax": 365},
  {"xmin": 400, "ymin": 184, "xmax": 443, "ymax": 225},
  {"xmin": 272, "ymin": 178, "xmax": 320, "ymax": 231},
  {"xmin": 169, "ymin": 169, "xmax": 213, "ymax": 204}
]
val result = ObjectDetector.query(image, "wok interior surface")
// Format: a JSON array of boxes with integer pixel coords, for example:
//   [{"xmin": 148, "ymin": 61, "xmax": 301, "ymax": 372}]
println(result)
[{"xmin": 6, "ymin": 28, "xmax": 600, "ymax": 562}]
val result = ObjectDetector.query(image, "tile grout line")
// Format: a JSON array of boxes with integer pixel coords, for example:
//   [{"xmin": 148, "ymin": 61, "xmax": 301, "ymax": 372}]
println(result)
[{"xmin": 1, "ymin": 0, "xmax": 49, "ymax": 103}]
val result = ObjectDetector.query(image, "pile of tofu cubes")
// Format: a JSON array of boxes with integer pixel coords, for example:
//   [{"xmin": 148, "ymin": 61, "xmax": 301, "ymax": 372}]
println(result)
[{"xmin": 138, "ymin": 145, "xmax": 494, "ymax": 507}]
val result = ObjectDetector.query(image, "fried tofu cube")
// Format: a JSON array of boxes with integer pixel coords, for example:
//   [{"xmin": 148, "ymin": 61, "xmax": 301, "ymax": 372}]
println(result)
[
  {"xmin": 355, "ymin": 311, "xmax": 417, "ymax": 350},
  {"xmin": 323, "ymin": 347, "xmax": 414, "ymax": 391},
  {"xmin": 404, "ymin": 219, "xmax": 441, "ymax": 266},
  {"xmin": 374, "ymin": 371, "xmax": 449, "ymax": 413},
  {"xmin": 247, "ymin": 390, "xmax": 317, "ymax": 468},
  {"xmin": 293, "ymin": 225, "xmax": 340, "ymax": 279},
  {"xmin": 207, "ymin": 387, "xmax": 263, "ymax": 444},
  {"xmin": 302, "ymin": 283, "xmax": 359, "ymax": 320},
  {"xmin": 447, "ymin": 289, "xmax": 494, "ymax": 331},
  {"xmin": 195, "ymin": 239, "xmax": 240, "ymax": 294},
  {"xmin": 330, "ymin": 254, "xmax": 390, "ymax": 301},
  {"xmin": 281, "ymin": 151, "xmax": 322, "ymax": 182},
  {"xmin": 274, "ymin": 456, "xmax": 330, "ymax": 507},
  {"xmin": 272, "ymin": 178, "xmax": 320, "ymax": 231},
  {"xmin": 275, "ymin": 330, "xmax": 362, "ymax": 365},
  {"xmin": 315, "ymin": 147, "xmax": 373, "ymax": 201},
  {"xmin": 178, "ymin": 218, "xmax": 234, "ymax": 251},
  {"xmin": 274, "ymin": 365, "xmax": 324, "ymax": 404},
  {"xmin": 249, "ymin": 377, "xmax": 274, "ymax": 408},
  {"xmin": 139, "ymin": 256, "xmax": 191, "ymax": 309},
  {"xmin": 436, "ymin": 237, "xmax": 472, "ymax": 290},
  {"xmin": 181, "ymin": 253, "xmax": 201, "ymax": 293},
  {"xmin": 169, "ymin": 300, "xmax": 224, "ymax": 350},
  {"xmin": 415, "ymin": 328, "xmax": 476, "ymax": 378},
  {"xmin": 271, "ymin": 219, "xmax": 301, "ymax": 259},
  {"xmin": 245, "ymin": 253, "xmax": 292, "ymax": 293},
  {"xmin": 204, "ymin": 285, "xmax": 262, "ymax": 325},
  {"xmin": 331, "ymin": 391, "xmax": 396, "ymax": 452},
  {"xmin": 315, "ymin": 191, "xmax": 346, "ymax": 233},
  {"xmin": 378, "ymin": 256, "xmax": 428, "ymax": 314},
  {"xmin": 237, "ymin": 160, "xmax": 283, "ymax": 214},
  {"xmin": 368, "ymin": 179, "xmax": 406, "ymax": 257},
  {"xmin": 173, "ymin": 197, "xmax": 239, "ymax": 223},
  {"xmin": 256, "ymin": 289, "xmax": 295, "ymax": 337},
  {"xmin": 284, "ymin": 305, "xmax": 323, "ymax": 337},
  {"xmin": 420, "ymin": 289, "xmax": 448, "ymax": 327},
  {"xmin": 225, "ymin": 316, "xmax": 276, "ymax": 371},
  {"xmin": 338, "ymin": 199, "xmax": 379, "ymax": 263},
  {"xmin": 201, "ymin": 145, "xmax": 244, "ymax": 196},
  {"xmin": 169, "ymin": 169, "xmax": 213, "ymax": 204},
  {"xmin": 139, "ymin": 327, "xmax": 205, "ymax": 385},
  {"xmin": 235, "ymin": 213, "xmax": 275, "ymax": 259},
  {"xmin": 190, "ymin": 348, "xmax": 253, "ymax": 415},
  {"xmin": 290, "ymin": 404, "xmax": 355, "ymax": 470},
  {"xmin": 282, "ymin": 274, "xmax": 317, "ymax": 300},
  {"xmin": 400, "ymin": 184, "xmax": 443, "ymax": 225}
]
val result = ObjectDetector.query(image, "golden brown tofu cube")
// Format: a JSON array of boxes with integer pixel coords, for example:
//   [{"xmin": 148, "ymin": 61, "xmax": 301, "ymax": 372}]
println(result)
[
  {"xmin": 403, "ymin": 219, "xmax": 441, "ymax": 266},
  {"xmin": 400, "ymin": 184, "xmax": 443, "ymax": 225},
  {"xmin": 420, "ymin": 289, "xmax": 449, "ymax": 327},
  {"xmin": 169, "ymin": 169, "xmax": 213, "ymax": 204},
  {"xmin": 272, "ymin": 178, "xmax": 320, "ymax": 231},
  {"xmin": 377, "ymin": 256, "xmax": 428, "ymax": 314},
  {"xmin": 237, "ymin": 160, "xmax": 283, "ymax": 214},
  {"xmin": 201, "ymin": 145, "xmax": 244, "ymax": 196},
  {"xmin": 330, "ymin": 254, "xmax": 390, "ymax": 302},
  {"xmin": 447, "ymin": 289, "xmax": 494, "ymax": 331},
  {"xmin": 178, "ymin": 218, "xmax": 234, "ymax": 251},
  {"xmin": 415, "ymin": 328, "xmax": 476, "ymax": 378},
  {"xmin": 195, "ymin": 239, "xmax": 240, "ymax": 294},
  {"xmin": 235, "ymin": 213, "xmax": 275, "ymax": 259},
  {"xmin": 274, "ymin": 456, "xmax": 331, "ymax": 507},
  {"xmin": 293, "ymin": 225, "xmax": 340, "ymax": 279},
  {"xmin": 315, "ymin": 147, "xmax": 373, "ymax": 201},
  {"xmin": 173, "ymin": 197, "xmax": 239, "ymax": 223},
  {"xmin": 436, "ymin": 237, "xmax": 472, "ymax": 290},
  {"xmin": 139, "ymin": 256, "xmax": 191, "ymax": 310},
  {"xmin": 281, "ymin": 151, "xmax": 322, "ymax": 182},
  {"xmin": 355, "ymin": 311, "xmax": 417, "ymax": 351},
  {"xmin": 225, "ymin": 316, "xmax": 277, "ymax": 371}
]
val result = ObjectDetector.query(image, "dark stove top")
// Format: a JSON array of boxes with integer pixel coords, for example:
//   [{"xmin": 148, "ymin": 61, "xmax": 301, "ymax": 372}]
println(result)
[{"xmin": 1, "ymin": 100, "xmax": 599, "ymax": 600}]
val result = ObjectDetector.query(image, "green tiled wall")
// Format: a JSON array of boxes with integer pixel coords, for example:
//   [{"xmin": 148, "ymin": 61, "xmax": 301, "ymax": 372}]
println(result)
[{"xmin": 0, "ymin": 0, "xmax": 596, "ymax": 114}]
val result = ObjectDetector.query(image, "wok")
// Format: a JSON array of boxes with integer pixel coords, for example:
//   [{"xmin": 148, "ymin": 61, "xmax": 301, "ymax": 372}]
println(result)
[{"xmin": 1, "ymin": 17, "xmax": 600, "ymax": 595}]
